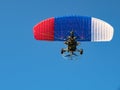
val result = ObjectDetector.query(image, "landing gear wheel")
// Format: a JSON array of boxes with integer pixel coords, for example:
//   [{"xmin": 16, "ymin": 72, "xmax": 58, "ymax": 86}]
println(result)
[
  {"xmin": 61, "ymin": 48, "xmax": 64, "ymax": 54},
  {"xmin": 80, "ymin": 49, "xmax": 83, "ymax": 55}
]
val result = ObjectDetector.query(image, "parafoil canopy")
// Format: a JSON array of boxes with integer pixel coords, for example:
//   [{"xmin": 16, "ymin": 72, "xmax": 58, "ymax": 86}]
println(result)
[{"xmin": 33, "ymin": 16, "xmax": 114, "ymax": 42}]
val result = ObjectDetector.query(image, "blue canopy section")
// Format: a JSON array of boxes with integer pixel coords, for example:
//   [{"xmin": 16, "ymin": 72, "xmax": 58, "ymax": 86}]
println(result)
[{"xmin": 54, "ymin": 16, "xmax": 91, "ymax": 41}]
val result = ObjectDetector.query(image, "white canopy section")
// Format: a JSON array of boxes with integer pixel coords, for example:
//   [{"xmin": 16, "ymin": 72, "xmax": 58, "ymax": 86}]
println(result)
[{"xmin": 91, "ymin": 17, "xmax": 114, "ymax": 42}]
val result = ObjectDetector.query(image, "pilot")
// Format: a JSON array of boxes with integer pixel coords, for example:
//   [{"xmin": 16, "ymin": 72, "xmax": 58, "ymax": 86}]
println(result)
[
  {"xmin": 61, "ymin": 31, "xmax": 81, "ymax": 54},
  {"xmin": 64, "ymin": 31, "xmax": 79, "ymax": 51}
]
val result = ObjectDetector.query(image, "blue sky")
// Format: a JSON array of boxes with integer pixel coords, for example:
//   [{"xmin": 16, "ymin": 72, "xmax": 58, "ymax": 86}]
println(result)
[{"xmin": 0, "ymin": 0, "xmax": 120, "ymax": 90}]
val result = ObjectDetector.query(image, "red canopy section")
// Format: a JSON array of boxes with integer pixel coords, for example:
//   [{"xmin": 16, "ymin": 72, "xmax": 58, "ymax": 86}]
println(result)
[{"xmin": 33, "ymin": 17, "xmax": 54, "ymax": 41}]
